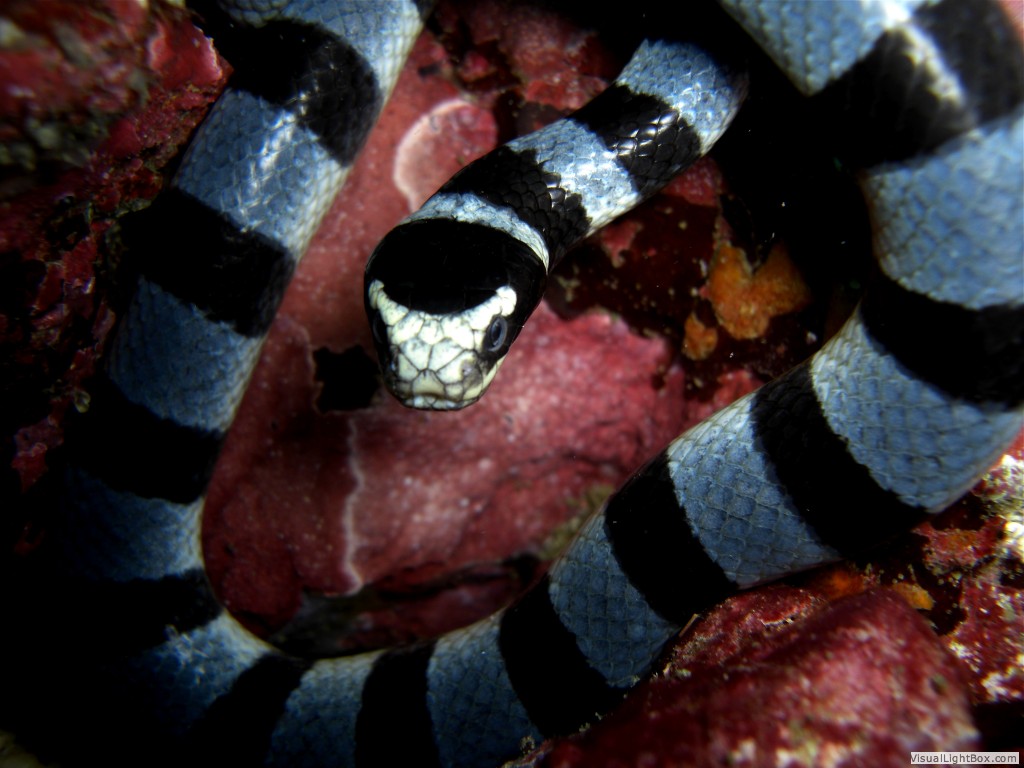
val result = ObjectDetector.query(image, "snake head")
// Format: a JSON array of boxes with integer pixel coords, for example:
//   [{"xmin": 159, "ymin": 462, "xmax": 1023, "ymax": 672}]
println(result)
[{"xmin": 364, "ymin": 219, "xmax": 546, "ymax": 410}]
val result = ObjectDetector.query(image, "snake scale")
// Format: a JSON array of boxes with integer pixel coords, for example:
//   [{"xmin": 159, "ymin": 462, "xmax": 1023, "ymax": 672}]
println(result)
[{"xmin": 15, "ymin": 0, "xmax": 1024, "ymax": 766}]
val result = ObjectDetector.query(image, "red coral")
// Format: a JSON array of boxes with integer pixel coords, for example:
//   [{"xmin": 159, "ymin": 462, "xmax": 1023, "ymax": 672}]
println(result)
[
  {"xmin": 2, "ymin": 0, "xmax": 226, "ymax": 521},
  {"xmin": 537, "ymin": 589, "xmax": 978, "ymax": 768}
]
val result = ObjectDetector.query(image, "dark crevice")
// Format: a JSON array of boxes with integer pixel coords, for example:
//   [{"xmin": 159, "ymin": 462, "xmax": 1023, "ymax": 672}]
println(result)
[{"xmin": 313, "ymin": 345, "xmax": 380, "ymax": 412}]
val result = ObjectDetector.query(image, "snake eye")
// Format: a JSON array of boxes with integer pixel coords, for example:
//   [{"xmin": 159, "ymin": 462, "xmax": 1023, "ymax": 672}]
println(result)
[{"xmin": 484, "ymin": 316, "xmax": 508, "ymax": 354}]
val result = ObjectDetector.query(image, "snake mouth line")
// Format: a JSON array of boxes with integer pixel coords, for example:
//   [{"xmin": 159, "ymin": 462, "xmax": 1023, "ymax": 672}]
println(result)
[
  {"xmin": 385, "ymin": 375, "xmax": 480, "ymax": 411},
  {"xmin": 395, "ymin": 390, "xmax": 481, "ymax": 411},
  {"xmin": 384, "ymin": 355, "xmax": 499, "ymax": 411}
]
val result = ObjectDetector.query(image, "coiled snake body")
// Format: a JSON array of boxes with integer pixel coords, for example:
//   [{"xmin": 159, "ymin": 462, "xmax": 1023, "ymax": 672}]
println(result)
[{"xmin": 25, "ymin": 0, "xmax": 1024, "ymax": 766}]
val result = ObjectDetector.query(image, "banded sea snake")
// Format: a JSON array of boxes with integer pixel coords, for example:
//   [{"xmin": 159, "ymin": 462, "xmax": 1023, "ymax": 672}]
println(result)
[{"xmin": 14, "ymin": 0, "xmax": 1024, "ymax": 766}]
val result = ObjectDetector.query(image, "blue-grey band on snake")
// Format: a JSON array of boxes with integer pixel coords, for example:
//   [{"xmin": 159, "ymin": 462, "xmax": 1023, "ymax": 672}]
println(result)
[{"xmin": 22, "ymin": 0, "xmax": 1024, "ymax": 766}]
